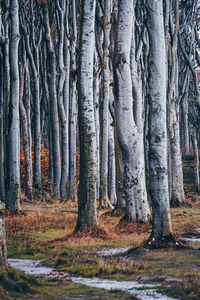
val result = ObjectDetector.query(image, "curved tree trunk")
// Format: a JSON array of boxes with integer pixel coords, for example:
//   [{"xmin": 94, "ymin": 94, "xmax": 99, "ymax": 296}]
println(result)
[
  {"xmin": 75, "ymin": 0, "xmax": 97, "ymax": 232},
  {"xmin": 114, "ymin": 0, "xmax": 150, "ymax": 222},
  {"xmin": 56, "ymin": 0, "xmax": 69, "ymax": 201}
]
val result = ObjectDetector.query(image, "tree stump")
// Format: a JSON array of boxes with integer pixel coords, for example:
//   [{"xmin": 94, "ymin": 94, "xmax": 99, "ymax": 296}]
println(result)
[{"xmin": 0, "ymin": 211, "xmax": 8, "ymax": 269}]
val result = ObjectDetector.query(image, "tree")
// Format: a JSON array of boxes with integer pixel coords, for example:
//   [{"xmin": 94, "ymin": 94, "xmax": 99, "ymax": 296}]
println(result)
[
  {"xmin": 6, "ymin": 0, "xmax": 21, "ymax": 212},
  {"xmin": 146, "ymin": 0, "xmax": 175, "ymax": 246},
  {"xmin": 113, "ymin": 0, "xmax": 150, "ymax": 222},
  {"xmin": 167, "ymin": 0, "xmax": 185, "ymax": 207},
  {"xmin": 75, "ymin": 0, "xmax": 97, "ymax": 231},
  {"xmin": 0, "ymin": 212, "xmax": 8, "ymax": 269},
  {"xmin": 43, "ymin": 3, "xmax": 61, "ymax": 198}
]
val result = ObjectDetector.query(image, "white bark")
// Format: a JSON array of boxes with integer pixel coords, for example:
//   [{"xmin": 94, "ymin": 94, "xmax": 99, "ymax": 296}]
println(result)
[
  {"xmin": 56, "ymin": 0, "xmax": 69, "ymax": 201},
  {"xmin": 93, "ymin": 48, "xmax": 100, "ymax": 203},
  {"xmin": 147, "ymin": 0, "xmax": 173, "ymax": 242},
  {"xmin": 6, "ymin": 0, "xmax": 21, "ymax": 212},
  {"xmin": 114, "ymin": 0, "xmax": 150, "ymax": 222},
  {"xmin": 191, "ymin": 132, "xmax": 200, "ymax": 195},
  {"xmin": 68, "ymin": 0, "xmax": 78, "ymax": 201},
  {"xmin": 108, "ymin": 112, "xmax": 117, "ymax": 204},
  {"xmin": 99, "ymin": 0, "xmax": 111, "ymax": 207}
]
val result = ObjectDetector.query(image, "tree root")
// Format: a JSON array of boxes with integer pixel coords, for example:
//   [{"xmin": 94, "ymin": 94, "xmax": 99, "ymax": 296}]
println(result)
[{"xmin": 142, "ymin": 233, "xmax": 190, "ymax": 250}]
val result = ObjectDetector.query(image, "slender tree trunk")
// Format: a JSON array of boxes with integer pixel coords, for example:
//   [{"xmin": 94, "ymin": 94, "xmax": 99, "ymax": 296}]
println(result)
[
  {"xmin": 99, "ymin": 0, "xmax": 111, "ymax": 208},
  {"xmin": 114, "ymin": 0, "xmax": 150, "ymax": 222},
  {"xmin": 181, "ymin": 90, "xmax": 190, "ymax": 156},
  {"xmin": 24, "ymin": 64, "xmax": 32, "ymax": 186},
  {"xmin": 23, "ymin": 26, "xmax": 41, "ymax": 191},
  {"xmin": 68, "ymin": 0, "xmax": 78, "ymax": 202},
  {"xmin": 19, "ymin": 63, "xmax": 32, "ymax": 199},
  {"xmin": 146, "ymin": 0, "xmax": 174, "ymax": 246},
  {"xmin": 0, "ymin": 212, "xmax": 8, "ymax": 269},
  {"xmin": 43, "ymin": 4, "xmax": 61, "ymax": 198},
  {"xmin": 6, "ymin": 0, "xmax": 21, "ymax": 212},
  {"xmin": 191, "ymin": 132, "xmax": 200, "ymax": 195},
  {"xmin": 3, "ymin": 5, "xmax": 10, "ymax": 198},
  {"xmin": 0, "ymin": 46, "xmax": 5, "ymax": 203},
  {"xmin": 93, "ymin": 48, "xmax": 100, "ymax": 203},
  {"xmin": 168, "ymin": 1, "xmax": 185, "ymax": 207},
  {"xmin": 56, "ymin": 0, "xmax": 68, "ymax": 201},
  {"xmin": 108, "ymin": 114, "xmax": 117, "ymax": 204},
  {"xmin": 75, "ymin": 0, "xmax": 97, "ymax": 232}
]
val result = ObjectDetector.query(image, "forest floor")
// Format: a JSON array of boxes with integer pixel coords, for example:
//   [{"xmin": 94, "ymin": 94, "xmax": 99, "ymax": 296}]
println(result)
[{"xmin": 0, "ymin": 158, "xmax": 200, "ymax": 299}]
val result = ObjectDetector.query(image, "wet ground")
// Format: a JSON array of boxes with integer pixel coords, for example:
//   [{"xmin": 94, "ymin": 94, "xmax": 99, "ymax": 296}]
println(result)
[{"xmin": 8, "ymin": 258, "xmax": 177, "ymax": 300}]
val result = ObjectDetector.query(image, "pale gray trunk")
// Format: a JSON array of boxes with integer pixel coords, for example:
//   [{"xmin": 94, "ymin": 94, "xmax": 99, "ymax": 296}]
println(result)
[
  {"xmin": 43, "ymin": 4, "xmax": 61, "ymax": 198},
  {"xmin": 19, "ymin": 63, "xmax": 32, "ymax": 199},
  {"xmin": 130, "ymin": 10, "xmax": 150, "ymax": 222},
  {"xmin": 93, "ymin": 48, "xmax": 100, "ymax": 202},
  {"xmin": 99, "ymin": 0, "xmax": 111, "ymax": 208},
  {"xmin": 6, "ymin": 0, "xmax": 20, "ymax": 212},
  {"xmin": 169, "ymin": 99, "xmax": 185, "ymax": 206},
  {"xmin": 24, "ymin": 64, "xmax": 32, "ymax": 182},
  {"xmin": 62, "ymin": 30, "xmax": 70, "ymax": 198},
  {"xmin": 68, "ymin": 0, "xmax": 77, "ymax": 201},
  {"xmin": 191, "ymin": 132, "xmax": 200, "ymax": 195},
  {"xmin": 3, "ymin": 7, "xmax": 10, "ymax": 198},
  {"xmin": 23, "ymin": 21, "xmax": 41, "ymax": 190},
  {"xmin": 0, "ymin": 212, "xmax": 8, "ymax": 269},
  {"xmin": 75, "ymin": 0, "xmax": 97, "ymax": 231},
  {"xmin": 57, "ymin": 0, "xmax": 69, "ymax": 201},
  {"xmin": 0, "ymin": 45, "xmax": 5, "ymax": 202},
  {"xmin": 147, "ymin": 0, "xmax": 173, "ymax": 242},
  {"xmin": 108, "ymin": 113, "xmax": 117, "ymax": 204},
  {"xmin": 181, "ymin": 90, "xmax": 190, "ymax": 156},
  {"xmin": 168, "ymin": 5, "xmax": 185, "ymax": 206},
  {"xmin": 114, "ymin": 0, "xmax": 150, "ymax": 222}
]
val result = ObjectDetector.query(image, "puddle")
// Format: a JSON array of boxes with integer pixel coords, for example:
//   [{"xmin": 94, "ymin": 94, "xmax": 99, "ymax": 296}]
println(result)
[
  {"xmin": 8, "ymin": 258, "xmax": 177, "ymax": 300},
  {"xmin": 181, "ymin": 229, "xmax": 200, "ymax": 242},
  {"xmin": 97, "ymin": 247, "xmax": 129, "ymax": 256}
]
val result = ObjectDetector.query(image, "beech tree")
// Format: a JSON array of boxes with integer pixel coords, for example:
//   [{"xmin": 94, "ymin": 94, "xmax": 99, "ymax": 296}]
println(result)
[
  {"xmin": 75, "ymin": 0, "xmax": 97, "ymax": 231},
  {"xmin": 113, "ymin": 0, "xmax": 150, "ymax": 222},
  {"xmin": 6, "ymin": 0, "xmax": 21, "ymax": 212},
  {"xmin": 146, "ymin": 0, "xmax": 174, "ymax": 246}
]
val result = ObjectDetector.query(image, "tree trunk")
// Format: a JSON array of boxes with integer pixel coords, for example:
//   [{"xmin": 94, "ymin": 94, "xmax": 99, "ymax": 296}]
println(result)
[
  {"xmin": 6, "ymin": 0, "xmax": 21, "ymax": 212},
  {"xmin": 0, "ymin": 44, "xmax": 5, "ymax": 203},
  {"xmin": 108, "ymin": 114, "xmax": 117, "ymax": 204},
  {"xmin": 99, "ymin": 0, "xmax": 111, "ymax": 208},
  {"xmin": 19, "ymin": 63, "xmax": 32, "ymax": 200},
  {"xmin": 0, "ymin": 212, "xmax": 8, "ymax": 269},
  {"xmin": 146, "ymin": 0, "xmax": 174, "ymax": 246},
  {"xmin": 114, "ymin": 0, "xmax": 150, "ymax": 222},
  {"xmin": 191, "ymin": 132, "xmax": 200, "ymax": 195},
  {"xmin": 93, "ymin": 48, "xmax": 100, "ymax": 203},
  {"xmin": 68, "ymin": 0, "xmax": 78, "ymax": 202},
  {"xmin": 75, "ymin": 0, "xmax": 97, "ymax": 232},
  {"xmin": 43, "ymin": 4, "xmax": 61, "ymax": 199},
  {"xmin": 56, "ymin": 0, "xmax": 69, "ymax": 201}
]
